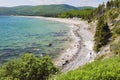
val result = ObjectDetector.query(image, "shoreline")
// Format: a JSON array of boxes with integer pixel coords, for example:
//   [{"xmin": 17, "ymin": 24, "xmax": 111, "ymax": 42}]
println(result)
[
  {"xmin": 36, "ymin": 17, "xmax": 83, "ymax": 68},
  {"xmin": 38, "ymin": 17, "xmax": 97, "ymax": 71},
  {"xmin": 53, "ymin": 23, "xmax": 81, "ymax": 68},
  {"xmin": 21, "ymin": 16, "xmax": 96, "ymax": 71},
  {"xmin": 22, "ymin": 16, "xmax": 82, "ymax": 65}
]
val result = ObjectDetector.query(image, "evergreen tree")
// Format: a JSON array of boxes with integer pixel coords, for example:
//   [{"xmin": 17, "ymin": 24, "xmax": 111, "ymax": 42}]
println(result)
[
  {"xmin": 96, "ymin": 3, "xmax": 105, "ymax": 17},
  {"xmin": 106, "ymin": 1, "xmax": 111, "ymax": 10},
  {"xmin": 115, "ymin": 0, "xmax": 120, "ymax": 8},
  {"xmin": 94, "ymin": 17, "xmax": 111, "ymax": 52},
  {"xmin": 110, "ymin": 0, "xmax": 114, "ymax": 8}
]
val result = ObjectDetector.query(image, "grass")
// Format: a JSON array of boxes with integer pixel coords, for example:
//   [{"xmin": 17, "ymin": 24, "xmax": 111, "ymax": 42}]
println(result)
[{"xmin": 50, "ymin": 55, "xmax": 120, "ymax": 80}]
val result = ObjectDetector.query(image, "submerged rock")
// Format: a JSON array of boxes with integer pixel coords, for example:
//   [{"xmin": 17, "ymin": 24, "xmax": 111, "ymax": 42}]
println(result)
[{"xmin": 48, "ymin": 43, "xmax": 52, "ymax": 47}]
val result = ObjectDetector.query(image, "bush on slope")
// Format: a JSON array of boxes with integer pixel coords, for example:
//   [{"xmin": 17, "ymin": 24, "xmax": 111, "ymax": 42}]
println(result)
[
  {"xmin": 0, "ymin": 54, "xmax": 58, "ymax": 80},
  {"xmin": 51, "ymin": 56, "xmax": 120, "ymax": 80}
]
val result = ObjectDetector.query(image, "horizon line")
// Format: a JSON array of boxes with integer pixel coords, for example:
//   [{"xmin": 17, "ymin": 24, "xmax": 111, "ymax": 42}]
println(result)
[{"xmin": 0, "ymin": 4, "xmax": 97, "ymax": 8}]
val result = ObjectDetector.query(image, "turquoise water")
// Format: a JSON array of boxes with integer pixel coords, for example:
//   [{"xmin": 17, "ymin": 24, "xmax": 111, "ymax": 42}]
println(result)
[{"xmin": 0, "ymin": 16, "xmax": 71, "ymax": 63}]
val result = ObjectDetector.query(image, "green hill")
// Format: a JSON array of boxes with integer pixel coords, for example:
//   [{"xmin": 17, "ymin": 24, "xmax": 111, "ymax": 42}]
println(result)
[
  {"xmin": 0, "ymin": 4, "xmax": 78, "ymax": 17},
  {"xmin": 0, "ymin": 4, "xmax": 95, "ymax": 17},
  {"xmin": 58, "ymin": 8, "xmax": 94, "ymax": 19},
  {"xmin": 77, "ymin": 6, "xmax": 96, "ymax": 9}
]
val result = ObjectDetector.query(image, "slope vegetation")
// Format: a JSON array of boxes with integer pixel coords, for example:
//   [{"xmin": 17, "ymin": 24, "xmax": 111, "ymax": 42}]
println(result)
[
  {"xmin": 51, "ymin": 55, "xmax": 120, "ymax": 80},
  {"xmin": 51, "ymin": 0, "xmax": 120, "ymax": 79}
]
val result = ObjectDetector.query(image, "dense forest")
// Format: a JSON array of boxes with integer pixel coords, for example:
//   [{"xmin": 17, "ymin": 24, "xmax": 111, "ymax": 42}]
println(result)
[
  {"xmin": 58, "ymin": 8, "xmax": 94, "ymax": 20},
  {"xmin": 58, "ymin": 0, "xmax": 120, "ymax": 21},
  {"xmin": 0, "ymin": 4, "xmax": 94, "ymax": 17},
  {"xmin": 0, "ymin": 4, "xmax": 77, "ymax": 17}
]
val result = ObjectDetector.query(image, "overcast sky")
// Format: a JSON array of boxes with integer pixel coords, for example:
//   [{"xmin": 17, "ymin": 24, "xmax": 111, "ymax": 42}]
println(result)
[{"xmin": 0, "ymin": 0, "xmax": 108, "ymax": 7}]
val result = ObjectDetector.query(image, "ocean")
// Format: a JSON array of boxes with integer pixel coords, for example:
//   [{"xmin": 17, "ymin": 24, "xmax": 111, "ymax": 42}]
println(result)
[{"xmin": 0, "ymin": 16, "xmax": 71, "ymax": 64}]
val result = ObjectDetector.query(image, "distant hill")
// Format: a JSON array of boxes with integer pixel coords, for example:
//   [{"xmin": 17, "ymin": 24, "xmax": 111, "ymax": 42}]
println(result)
[
  {"xmin": 0, "ymin": 4, "xmax": 94, "ymax": 17},
  {"xmin": 77, "ymin": 6, "xmax": 96, "ymax": 9}
]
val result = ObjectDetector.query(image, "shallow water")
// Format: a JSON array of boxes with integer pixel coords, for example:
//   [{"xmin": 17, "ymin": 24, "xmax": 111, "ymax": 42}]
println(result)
[{"xmin": 0, "ymin": 16, "xmax": 71, "ymax": 63}]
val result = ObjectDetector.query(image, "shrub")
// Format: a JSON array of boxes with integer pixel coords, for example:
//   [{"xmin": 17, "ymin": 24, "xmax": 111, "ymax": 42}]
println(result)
[
  {"xmin": 108, "ymin": 10, "xmax": 119, "ymax": 20},
  {"xmin": 110, "ymin": 41, "xmax": 120, "ymax": 55},
  {"xmin": 0, "ymin": 54, "xmax": 58, "ymax": 80},
  {"xmin": 113, "ymin": 26, "xmax": 120, "ymax": 35},
  {"xmin": 52, "ymin": 56, "xmax": 120, "ymax": 80}
]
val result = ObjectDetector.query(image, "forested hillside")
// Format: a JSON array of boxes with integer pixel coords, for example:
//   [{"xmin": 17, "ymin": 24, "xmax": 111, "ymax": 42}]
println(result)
[
  {"xmin": 58, "ymin": 8, "xmax": 94, "ymax": 20},
  {"xmin": 0, "ymin": 4, "xmax": 77, "ymax": 17},
  {"xmin": 0, "ymin": 4, "xmax": 93, "ymax": 17},
  {"xmin": 93, "ymin": 0, "xmax": 120, "ymax": 54}
]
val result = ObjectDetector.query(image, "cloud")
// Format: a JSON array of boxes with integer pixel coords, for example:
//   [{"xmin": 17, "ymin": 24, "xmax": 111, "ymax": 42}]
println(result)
[
  {"xmin": 29, "ymin": 0, "xmax": 108, "ymax": 7},
  {"xmin": 77, "ymin": 0, "xmax": 98, "ymax": 6},
  {"xmin": 29, "ymin": 0, "xmax": 66, "ymax": 5},
  {"xmin": 76, "ymin": 0, "xmax": 108, "ymax": 7}
]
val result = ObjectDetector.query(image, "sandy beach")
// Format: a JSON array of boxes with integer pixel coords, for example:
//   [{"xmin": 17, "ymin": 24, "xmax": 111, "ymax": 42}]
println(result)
[{"xmin": 25, "ymin": 16, "xmax": 97, "ymax": 72}]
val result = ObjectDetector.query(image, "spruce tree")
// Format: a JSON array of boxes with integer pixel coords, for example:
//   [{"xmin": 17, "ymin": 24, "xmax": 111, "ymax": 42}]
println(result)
[
  {"xmin": 106, "ymin": 1, "xmax": 111, "ymax": 10},
  {"xmin": 94, "ymin": 17, "xmax": 111, "ymax": 52}
]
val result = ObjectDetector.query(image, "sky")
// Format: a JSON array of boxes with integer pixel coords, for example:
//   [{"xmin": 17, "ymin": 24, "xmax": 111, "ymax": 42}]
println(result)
[{"xmin": 0, "ymin": 0, "xmax": 108, "ymax": 7}]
